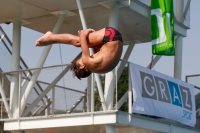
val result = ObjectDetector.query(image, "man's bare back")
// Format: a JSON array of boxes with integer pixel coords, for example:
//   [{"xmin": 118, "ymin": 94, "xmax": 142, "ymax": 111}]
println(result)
[
  {"xmin": 35, "ymin": 27, "xmax": 123, "ymax": 79},
  {"xmin": 86, "ymin": 41, "xmax": 123, "ymax": 73}
]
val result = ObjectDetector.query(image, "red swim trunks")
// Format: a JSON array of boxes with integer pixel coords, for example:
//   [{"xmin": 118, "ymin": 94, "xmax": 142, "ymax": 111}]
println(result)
[{"xmin": 103, "ymin": 27, "xmax": 123, "ymax": 44}]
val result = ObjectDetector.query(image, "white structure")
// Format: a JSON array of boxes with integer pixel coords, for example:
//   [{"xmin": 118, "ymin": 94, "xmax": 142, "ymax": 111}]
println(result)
[{"xmin": 0, "ymin": 0, "xmax": 199, "ymax": 133}]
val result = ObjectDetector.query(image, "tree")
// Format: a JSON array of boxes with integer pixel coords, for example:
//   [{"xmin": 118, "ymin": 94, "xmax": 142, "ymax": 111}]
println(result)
[
  {"xmin": 195, "ymin": 93, "xmax": 200, "ymax": 111},
  {"xmin": 94, "ymin": 66, "xmax": 129, "ymax": 112}
]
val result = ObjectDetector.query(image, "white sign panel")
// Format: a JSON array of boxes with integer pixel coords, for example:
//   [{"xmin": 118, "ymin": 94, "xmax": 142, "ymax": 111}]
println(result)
[{"xmin": 129, "ymin": 63, "xmax": 196, "ymax": 127}]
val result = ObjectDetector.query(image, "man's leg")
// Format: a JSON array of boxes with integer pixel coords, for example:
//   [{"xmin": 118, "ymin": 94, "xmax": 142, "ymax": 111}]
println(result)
[
  {"xmin": 35, "ymin": 31, "xmax": 80, "ymax": 47},
  {"xmin": 35, "ymin": 28, "xmax": 105, "ymax": 48}
]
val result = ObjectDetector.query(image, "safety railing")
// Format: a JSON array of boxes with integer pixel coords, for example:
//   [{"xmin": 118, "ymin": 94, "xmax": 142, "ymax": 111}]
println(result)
[
  {"xmin": 0, "ymin": 61, "xmax": 135, "ymax": 119},
  {"xmin": 0, "ymin": 64, "xmax": 88, "ymax": 119},
  {"xmin": 1, "ymin": 61, "xmax": 200, "ymax": 129}
]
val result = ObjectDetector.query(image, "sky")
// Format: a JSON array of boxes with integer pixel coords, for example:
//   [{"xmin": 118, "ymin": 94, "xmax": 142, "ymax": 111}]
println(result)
[{"xmin": 1, "ymin": 0, "xmax": 200, "ymax": 91}]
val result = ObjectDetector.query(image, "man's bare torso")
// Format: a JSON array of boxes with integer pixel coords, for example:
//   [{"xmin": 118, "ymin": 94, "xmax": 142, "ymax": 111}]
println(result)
[{"xmin": 86, "ymin": 40, "xmax": 123, "ymax": 73}]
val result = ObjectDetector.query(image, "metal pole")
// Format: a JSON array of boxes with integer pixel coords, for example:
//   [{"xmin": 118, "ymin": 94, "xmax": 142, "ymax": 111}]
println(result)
[
  {"xmin": 1, "ymin": 101, "xmax": 2, "ymax": 119},
  {"xmin": 105, "ymin": 3, "xmax": 119, "ymax": 133},
  {"xmin": 117, "ymin": 42, "xmax": 135, "ymax": 81},
  {"xmin": 104, "ymin": 3, "xmax": 119, "ymax": 111},
  {"xmin": 91, "ymin": 73, "xmax": 94, "ymax": 112},
  {"xmin": 174, "ymin": 36, "xmax": 183, "ymax": 80},
  {"xmin": 76, "ymin": 0, "xmax": 87, "ymax": 30},
  {"xmin": 87, "ymin": 76, "xmax": 91, "ymax": 112},
  {"xmin": 128, "ymin": 65, "xmax": 132, "ymax": 123},
  {"xmin": 174, "ymin": 0, "xmax": 184, "ymax": 80},
  {"xmin": 176, "ymin": 0, "xmax": 184, "ymax": 23},
  {"xmin": 76, "ymin": 0, "xmax": 108, "ymax": 112},
  {"xmin": 10, "ymin": 20, "xmax": 21, "ymax": 117},
  {"xmin": 147, "ymin": 55, "xmax": 162, "ymax": 69},
  {"xmin": 22, "ymin": 65, "xmax": 70, "ymax": 117},
  {"xmin": 18, "ymin": 71, "xmax": 22, "ymax": 119},
  {"xmin": 20, "ymin": 12, "xmax": 66, "ymax": 115},
  {"xmin": 52, "ymin": 87, "xmax": 55, "ymax": 115},
  {"xmin": 94, "ymin": 74, "xmax": 107, "ymax": 110},
  {"xmin": 45, "ymin": 97, "xmax": 50, "ymax": 116},
  {"xmin": 0, "ymin": 73, "xmax": 12, "ymax": 118}
]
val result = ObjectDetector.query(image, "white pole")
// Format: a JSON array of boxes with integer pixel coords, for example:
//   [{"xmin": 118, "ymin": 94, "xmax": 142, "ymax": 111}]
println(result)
[
  {"xmin": 147, "ymin": 55, "xmax": 162, "ymax": 69},
  {"xmin": 0, "ymin": 73, "xmax": 12, "ymax": 118},
  {"xmin": 128, "ymin": 66, "xmax": 132, "ymax": 123},
  {"xmin": 87, "ymin": 76, "xmax": 91, "ymax": 112},
  {"xmin": 1, "ymin": 101, "xmax": 2, "ymax": 119},
  {"xmin": 91, "ymin": 73, "xmax": 94, "ymax": 112},
  {"xmin": 117, "ymin": 42, "xmax": 135, "ymax": 81},
  {"xmin": 20, "ymin": 12, "xmax": 66, "ymax": 115},
  {"xmin": 105, "ymin": 3, "xmax": 119, "ymax": 133},
  {"xmin": 76, "ymin": 0, "xmax": 87, "ymax": 30},
  {"xmin": 174, "ymin": 36, "xmax": 183, "ymax": 80},
  {"xmin": 176, "ymin": 0, "xmax": 184, "ymax": 23},
  {"xmin": 174, "ymin": 0, "xmax": 184, "ymax": 80},
  {"xmin": 52, "ymin": 87, "xmax": 55, "ymax": 115},
  {"xmin": 94, "ymin": 74, "xmax": 107, "ymax": 110},
  {"xmin": 10, "ymin": 20, "xmax": 21, "ymax": 117},
  {"xmin": 104, "ymin": 3, "xmax": 119, "ymax": 110},
  {"xmin": 45, "ymin": 97, "xmax": 50, "ymax": 116},
  {"xmin": 76, "ymin": 0, "xmax": 106, "ymax": 110},
  {"xmin": 18, "ymin": 71, "xmax": 22, "ymax": 119}
]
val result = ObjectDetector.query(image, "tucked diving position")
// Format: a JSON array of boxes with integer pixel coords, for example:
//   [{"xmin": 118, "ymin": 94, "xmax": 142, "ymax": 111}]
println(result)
[{"xmin": 35, "ymin": 27, "xmax": 123, "ymax": 79}]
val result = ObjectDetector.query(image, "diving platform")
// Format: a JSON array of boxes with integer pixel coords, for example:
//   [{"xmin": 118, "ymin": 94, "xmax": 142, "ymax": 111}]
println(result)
[{"xmin": 4, "ymin": 111, "xmax": 200, "ymax": 133}]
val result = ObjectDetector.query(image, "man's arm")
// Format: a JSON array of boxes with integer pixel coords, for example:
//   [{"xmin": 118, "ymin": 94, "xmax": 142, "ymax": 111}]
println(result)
[{"xmin": 79, "ymin": 29, "xmax": 94, "ymax": 66}]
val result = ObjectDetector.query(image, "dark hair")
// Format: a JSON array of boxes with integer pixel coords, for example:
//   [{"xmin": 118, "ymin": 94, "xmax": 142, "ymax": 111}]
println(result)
[{"xmin": 70, "ymin": 61, "xmax": 91, "ymax": 80}]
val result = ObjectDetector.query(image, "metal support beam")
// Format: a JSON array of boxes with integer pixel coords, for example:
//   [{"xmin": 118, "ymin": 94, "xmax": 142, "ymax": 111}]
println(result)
[
  {"xmin": 91, "ymin": 73, "xmax": 94, "ymax": 112},
  {"xmin": 176, "ymin": 0, "xmax": 184, "ymax": 23},
  {"xmin": 87, "ymin": 76, "xmax": 91, "ymax": 112},
  {"xmin": 117, "ymin": 42, "xmax": 135, "ymax": 81},
  {"xmin": 174, "ymin": 36, "xmax": 183, "ymax": 80},
  {"xmin": 20, "ymin": 12, "xmax": 66, "ymax": 116},
  {"xmin": 147, "ymin": 55, "xmax": 162, "ymax": 69},
  {"xmin": 94, "ymin": 74, "xmax": 107, "ymax": 110},
  {"xmin": 0, "ymin": 73, "xmax": 12, "ymax": 118},
  {"xmin": 104, "ymin": 3, "xmax": 119, "ymax": 111},
  {"xmin": 52, "ymin": 87, "xmax": 55, "ymax": 115},
  {"xmin": 10, "ymin": 20, "xmax": 21, "ymax": 117},
  {"xmin": 174, "ymin": 0, "xmax": 184, "ymax": 80},
  {"xmin": 128, "ymin": 65, "xmax": 132, "ymax": 123},
  {"xmin": 183, "ymin": 0, "xmax": 191, "ymax": 19},
  {"xmin": 45, "ymin": 97, "xmax": 51, "ymax": 116},
  {"xmin": 21, "ymin": 52, "xmax": 81, "ymax": 117},
  {"xmin": 105, "ymin": 3, "xmax": 120, "ymax": 133},
  {"xmin": 22, "ymin": 65, "xmax": 70, "ymax": 117},
  {"xmin": 76, "ymin": 0, "xmax": 107, "ymax": 111}
]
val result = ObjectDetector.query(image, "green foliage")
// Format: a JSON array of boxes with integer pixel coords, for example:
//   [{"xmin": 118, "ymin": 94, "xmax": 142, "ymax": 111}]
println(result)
[
  {"xmin": 94, "ymin": 66, "xmax": 129, "ymax": 112},
  {"xmin": 195, "ymin": 93, "xmax": 200, "ymax": 110},
  {"xmin": 117, "ymin": 66, "xmax": 129, "ymax": 112}
]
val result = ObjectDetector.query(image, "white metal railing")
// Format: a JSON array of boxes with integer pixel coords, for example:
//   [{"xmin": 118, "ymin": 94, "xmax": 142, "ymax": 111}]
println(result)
[
  {"xmin": 0, "ymin": 61, "xmax": 133, "ymax": 119},
  {"xmin": 0, "ymin": 64, "xmax": 88, "ymax": 119},
  {"xmin": 1, "ymin": 60, "xmax": 199, "ymax": 130}
]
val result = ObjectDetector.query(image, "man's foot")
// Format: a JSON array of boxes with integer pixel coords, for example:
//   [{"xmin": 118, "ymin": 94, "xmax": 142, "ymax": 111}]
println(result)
[{"xmin": 35, "ymin": 31, "xmax": 54, "ymax": 47}]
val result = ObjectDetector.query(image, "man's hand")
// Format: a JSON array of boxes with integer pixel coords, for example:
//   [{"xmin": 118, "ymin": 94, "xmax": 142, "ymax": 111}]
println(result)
[{"xmin": 78, "ymin": 28, "xmax": 95, "ymax": 37}]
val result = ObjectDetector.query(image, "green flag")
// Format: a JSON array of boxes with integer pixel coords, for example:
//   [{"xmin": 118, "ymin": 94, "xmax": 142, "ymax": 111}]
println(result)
[{"xmin": 151, "ymin": 0, "xmax": 175, "ymax": 55}]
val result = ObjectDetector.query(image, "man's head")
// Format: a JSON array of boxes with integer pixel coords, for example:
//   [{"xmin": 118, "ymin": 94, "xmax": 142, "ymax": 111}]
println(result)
[{"xmin": 70, "ymin": 59, "xmax": 91, "ymax": 80}]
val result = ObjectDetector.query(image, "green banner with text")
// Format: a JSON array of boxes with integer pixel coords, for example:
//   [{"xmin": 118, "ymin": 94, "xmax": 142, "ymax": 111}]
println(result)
[{"xmin": 151, "ymin": 0, "xmax": 175, "ymax": 55}]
